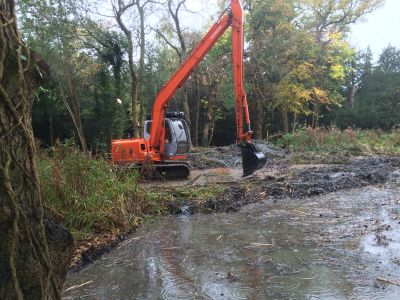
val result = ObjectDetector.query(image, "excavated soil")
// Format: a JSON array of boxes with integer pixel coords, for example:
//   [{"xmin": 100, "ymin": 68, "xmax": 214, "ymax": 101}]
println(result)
[
  {"xmin": 169, "ymin": 156, "xmax": 400, "ymax": 215},
  {"xmin": 188, "ymin": 141, "xmax": 287, "ymax": 169}
]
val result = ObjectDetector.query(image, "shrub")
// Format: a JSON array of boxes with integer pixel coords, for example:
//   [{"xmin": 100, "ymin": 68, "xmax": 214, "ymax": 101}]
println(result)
[
  {"xmin": 275, "ymin": 127, "xmax": 400, "ymax": 156},
  {"xmin": 38, "ymin": 141, "xmax": 141, "ymax": 240}
]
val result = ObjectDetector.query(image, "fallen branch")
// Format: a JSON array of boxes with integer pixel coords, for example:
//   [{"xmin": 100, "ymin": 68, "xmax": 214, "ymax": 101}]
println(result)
[
  {"xmin": 250, "ymin": 243, "xmax": 274, "ymax": 247},
  {"xmin": 377, "ymin": 277, "xmax": 400, "ymax": 286},
  {"xmin": 186, "ymin": 174, "xmax": 202, "ymax": 186},
  {"xmin": 64, "ymin": 280, "xmax": 93, "ymax": 293}
]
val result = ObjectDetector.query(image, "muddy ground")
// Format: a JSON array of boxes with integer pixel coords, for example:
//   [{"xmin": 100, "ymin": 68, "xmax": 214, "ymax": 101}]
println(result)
[
  {"xmin": 70, "ymin": 142, "xmax": 400, "ymax": 277},
  {"xmin": 64, "ymin": 150, "xmax": 400, "ymax": 298},
  {"xmin": 170, "ymin": 155, "xmax": 400, "ymax": 213},
  {"xmin": 163, "ymin": 141, "xmax": 400, "ymax": 214}
]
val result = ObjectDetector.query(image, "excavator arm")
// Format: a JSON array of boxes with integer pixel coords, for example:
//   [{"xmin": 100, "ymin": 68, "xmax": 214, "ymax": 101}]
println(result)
[
  {"xmin": 149, "ymin": 0, "xmax": 266, "ymax": 176},
  {"xmin": 231, "ymin": 0, "xmax": 252, "ymax": 143}
]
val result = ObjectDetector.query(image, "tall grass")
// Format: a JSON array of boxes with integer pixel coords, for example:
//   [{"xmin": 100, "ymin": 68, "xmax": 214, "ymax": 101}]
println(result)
[
  {"xmin": 275, "ymin": 127, "xmax": 400, "ymax": 156},
  {"xmin": 38, "ymin": 141, "xmax": 144, "ymax": 240}
]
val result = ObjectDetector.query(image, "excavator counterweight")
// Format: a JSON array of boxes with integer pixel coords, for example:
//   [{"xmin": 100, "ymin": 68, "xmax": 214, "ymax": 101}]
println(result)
[{"xmin": 111, "ymin": 0, "xmax": 266, "ymax": 179}]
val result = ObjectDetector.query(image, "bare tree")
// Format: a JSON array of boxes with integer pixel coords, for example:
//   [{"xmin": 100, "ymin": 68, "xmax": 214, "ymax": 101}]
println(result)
[
  {"xmin": 154, "ymin": 0, "xmax": 191, "ymax": 123},
  {"xmin": 136, "ymin": 0, "xmax": 160, "ymax": 126},
  {"xmin": 114, "ymin": 0, "xmax": 140, "ymax": 137}
]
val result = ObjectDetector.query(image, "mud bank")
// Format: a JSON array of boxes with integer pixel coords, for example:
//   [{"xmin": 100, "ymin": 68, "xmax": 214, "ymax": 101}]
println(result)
[
  {"xmin": 171, "ymin": 156, "xmax": 400, "ymax": 214},
  {"xmin": 70, "ymin": 156, "xmax": 400, "ymax": 272}
]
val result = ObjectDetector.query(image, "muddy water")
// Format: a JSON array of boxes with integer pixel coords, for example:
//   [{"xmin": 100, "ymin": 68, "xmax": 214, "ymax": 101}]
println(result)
[{"xmin": 64, "ymin": 183, "xmax": 400, "ymax": 299}]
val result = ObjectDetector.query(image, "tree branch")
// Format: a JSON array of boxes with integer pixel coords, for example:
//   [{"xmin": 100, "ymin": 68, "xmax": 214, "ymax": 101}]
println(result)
[{"xmin": 152, "ymin": 26, "xmax": 181, "ymax": 57}]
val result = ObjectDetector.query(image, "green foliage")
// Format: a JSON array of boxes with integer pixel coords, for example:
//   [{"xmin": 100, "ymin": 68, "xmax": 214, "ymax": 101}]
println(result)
[
  {"xmin": 148, "ymin": 185, "xmax": 226, "ymax": 203},
  {"xmin": 276, "ymin": 127, "xmax": 400, "ymax": 157},
  {"xmin": 17, "ymin": 0, "xmax": 391, "ymax": 146},
  {"xmin": 334, "ymin": 45, "xmax": 400, "ymax": 130},
  {"xmin": 38, "ymin": 141, "xmax": 140, "ymax": 240}
]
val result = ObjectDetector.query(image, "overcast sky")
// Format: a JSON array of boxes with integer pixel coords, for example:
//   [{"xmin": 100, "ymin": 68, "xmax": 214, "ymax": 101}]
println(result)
[{"xmin": 349, "ymin": 0, "xmax": 400, "ymax": 61}]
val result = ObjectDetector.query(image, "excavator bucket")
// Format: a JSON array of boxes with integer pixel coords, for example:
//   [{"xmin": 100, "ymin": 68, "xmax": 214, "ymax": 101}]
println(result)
[{"xmin": 240, "ymin": 142, "xmax": 266, "ymax": 177}]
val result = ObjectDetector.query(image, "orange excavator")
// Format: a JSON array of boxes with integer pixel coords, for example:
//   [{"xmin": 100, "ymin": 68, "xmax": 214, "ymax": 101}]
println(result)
[{"xmin": 111, "ymin": 0, "xmax": 266, "ymax": 179}]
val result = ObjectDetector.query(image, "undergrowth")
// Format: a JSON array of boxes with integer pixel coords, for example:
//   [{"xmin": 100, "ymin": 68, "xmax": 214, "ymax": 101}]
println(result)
[
  {"xmin": 275, "ymin": 127, "xmax": 400, "ymax": 163},
  {"xmin": 38, "ymin": 141, "xmax": 145, "ymax": 240},
  {"xmin": 38, "ymin": 141, "xmax": 225, "ymax": 241},
  {"xmin": 146, "ymin": 185, "xmax": 226, "ymax": 203}
]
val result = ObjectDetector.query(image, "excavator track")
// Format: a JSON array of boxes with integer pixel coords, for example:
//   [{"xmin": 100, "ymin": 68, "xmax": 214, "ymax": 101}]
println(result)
[
  {"xmin": 115, "ymin": 161, "xmax": 190, "ymax": 180},
  {"xmin": 150, "ymin": 162, "xmax": 191, "ymax": 180}
]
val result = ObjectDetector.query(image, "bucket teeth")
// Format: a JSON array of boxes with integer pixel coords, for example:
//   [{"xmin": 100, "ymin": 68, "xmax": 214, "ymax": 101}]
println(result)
[{"xmin": 240, "ymin": 142, "xmax": 266, "ymax": 176}]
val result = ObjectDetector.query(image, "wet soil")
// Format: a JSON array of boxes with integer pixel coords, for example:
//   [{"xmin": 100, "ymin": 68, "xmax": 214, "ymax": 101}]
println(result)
[
  {"xmin": 188, "ymin": 141, "xmax": 287, "ymax": 169},
  {"xmin": 69, "ymin": 143, "xmax": 400, "ymax": 273},
  {"xmin": 167, "ymin": 156, "xmax": 400, "ymax": 215}
]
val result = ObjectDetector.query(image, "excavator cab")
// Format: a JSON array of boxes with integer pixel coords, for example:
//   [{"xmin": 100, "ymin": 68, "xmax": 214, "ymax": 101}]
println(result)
[{"xmin": 144, "ymin": 113, "xmax": 191, "ymax": 160}]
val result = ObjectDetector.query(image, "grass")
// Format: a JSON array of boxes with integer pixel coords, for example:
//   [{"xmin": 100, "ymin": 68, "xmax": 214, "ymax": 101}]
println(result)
[
  {"xmin": 275, "ymin": 127, "xmax": 400, "ymax": 163},
  {"xmin": 37, "ymin": 141, "xmax": 225, "ymax": 241},
  {"xmin": 147, "ymin": 185, "xmax": 226, "ymax": 203},
  {"xmin": 38, "ymin": 141, "xmax": 147, "ymax": 241}
]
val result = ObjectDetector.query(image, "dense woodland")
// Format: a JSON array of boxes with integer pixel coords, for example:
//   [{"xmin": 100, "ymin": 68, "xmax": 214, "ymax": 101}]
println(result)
[{"xmin": 17, "ymin": 0, "xmax": 399, "ymax": 152}]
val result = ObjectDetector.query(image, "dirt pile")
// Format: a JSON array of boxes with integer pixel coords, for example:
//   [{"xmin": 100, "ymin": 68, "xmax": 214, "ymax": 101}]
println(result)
[
  {"xmin": 262, "ymin": 157, "xmax": 400, "ymax": 198},
  {"xmin": 171, "ymin": 157, "xmax": 400, "ymax": 216},
  {"xmin": 188, "ymin": 141, "xmax": 287, "ymax": 169}
]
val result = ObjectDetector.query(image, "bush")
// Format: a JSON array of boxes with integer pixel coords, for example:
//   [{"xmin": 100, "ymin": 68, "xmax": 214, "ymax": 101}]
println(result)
[
  {"xmin": 275, "ymin": 127, "xmax": 400, "ymax": 156},
  {"xmin": 38, "ymin": 141, "xmax": 142, "ymax": 240}
]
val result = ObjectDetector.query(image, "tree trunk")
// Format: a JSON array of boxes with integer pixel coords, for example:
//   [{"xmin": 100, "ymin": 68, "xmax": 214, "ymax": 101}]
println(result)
[
  {"xmin": 292, "ymin": 112, "xmax": 297, "ymax": 134},
  {"xmin": 114, "ymin": 57, "xmax": 122, "ymax": 100},
  {"xmin": 127, "ymin": 38, "xmax": 139, "ymax": 138},
  {"xmin": 0, "ymin": 2, "xmax": 73, "ymax": 299},
  {"xmin": 208, "ymin": 111, "xmax": 217, "ymax": 146},
  {"xmin": 311, "ymin": 103, "xmax": 320, "ymax": 129},
  {"xmin": 49, "ymin": 114, "xmax": 54, "ymax": 146},
  {"xmin": 194, "ymin": 73, "xmax": 200, "ymax": 147},
  {"xmin": 201, "ymin": 91, "xmax": 217, "ymax": 147},
  {"xmin": 347, "ymin": 85, "xmax": 357, "ymax": 109},
  {"xmin": 129, "ymin": 60, "xmax": 140, "ymax": 138},
  {"xmin": 58, "ymin": 78, "xmax": 88, "ymax": 153},
  {"xmin": 281, "ymin": 108, "xmax": 289, "ymax": 133},
  {"xmin": 115, "ymin": 2, "xmax": 139, "ymax": 138},
  {"xmin": 253, "ymin": 97, "xmax": 264, "ymax": 139},
  {"xmin": 182, "ymin": 86, "xmax": 190, "ymax": 122},
  {"xmin": 137, "ymin": 1, "xmax": 146, "ymax": 131}
]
